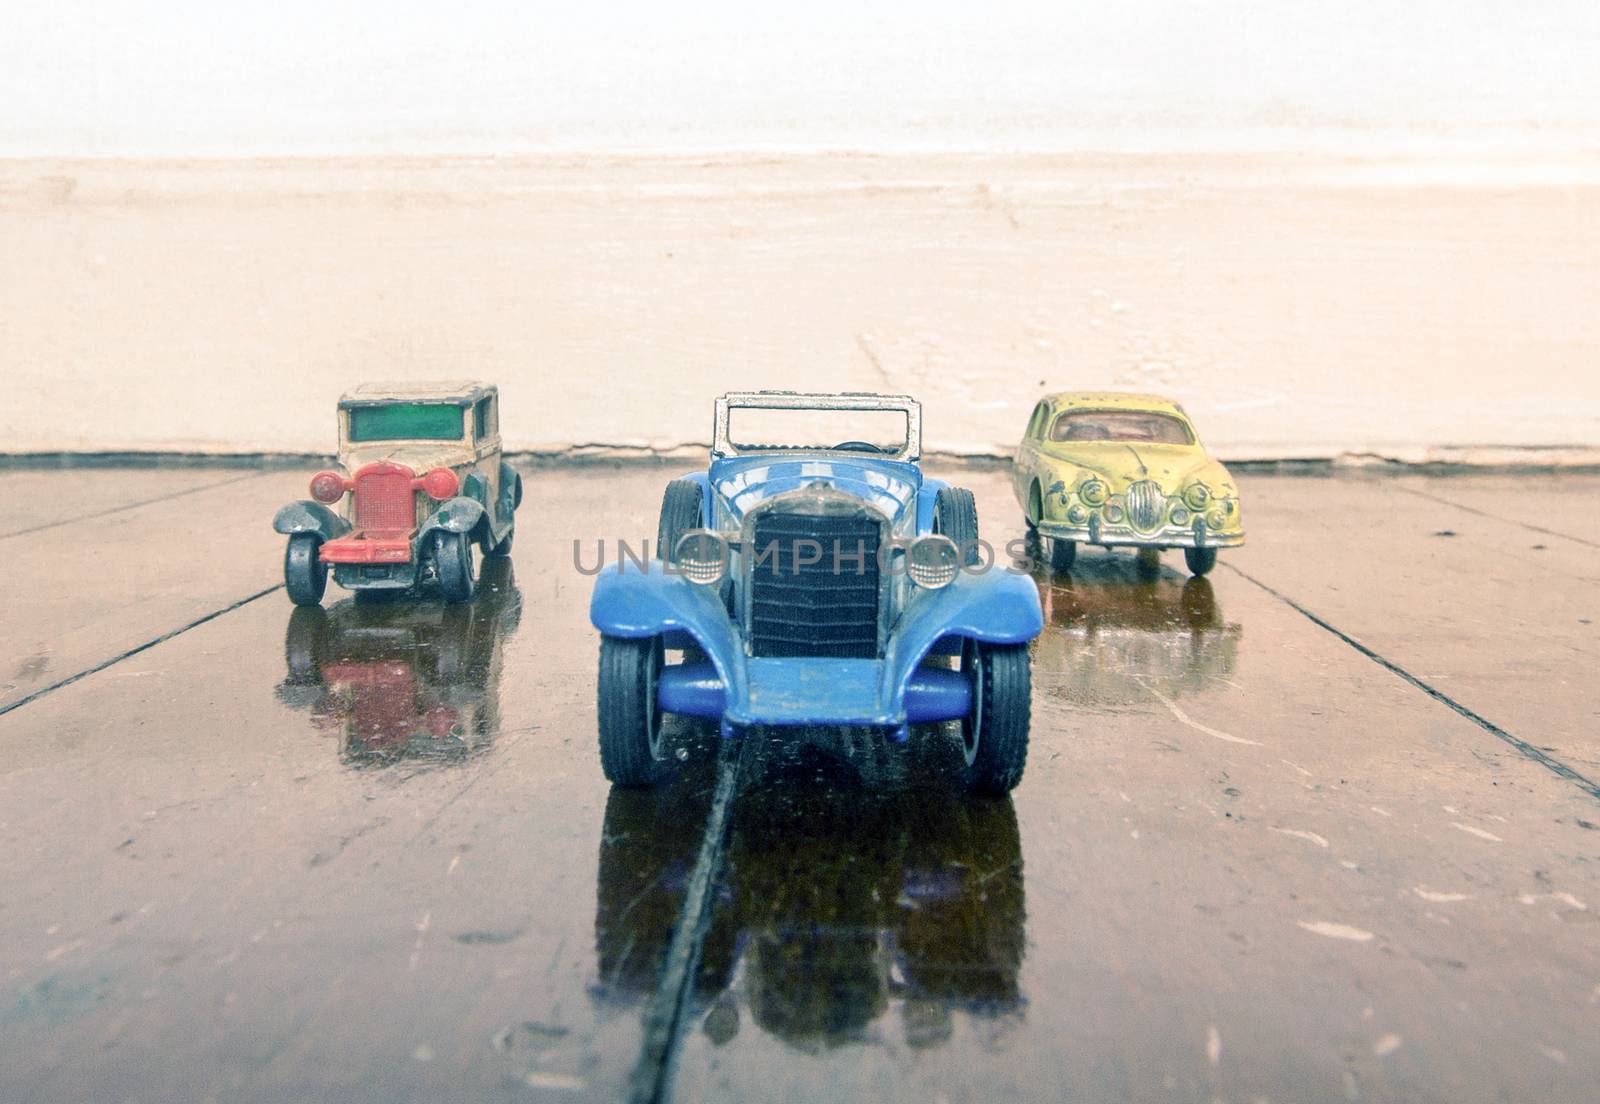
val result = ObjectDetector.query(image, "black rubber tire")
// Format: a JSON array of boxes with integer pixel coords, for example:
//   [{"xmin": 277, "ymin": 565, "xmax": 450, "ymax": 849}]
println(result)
[
  {"xmin": 284, "ymin": 534, "xmax": 328, "ymax": 607},
  {"xmin": 1027, "ymin": 482, "xmax": 1043, "ymax": 529},
  {"xmin": 431, "ymin": 531, "xmax": 476, "ymax": 603},
  {"xmin": 1136, "ymin": 547, "xmax": 1162, "ymax": 579},
  {"xmin": 934, "ymin": 487, "xmax": 981, "ymax": 565},
  {"xmin": 485, "ymin": 524, "xmax": 514, "ymax": 558},
  {"xmin": 959, "ymin": 642, "xmax": 1031, "ymax": 796},
  {"xmin": 1184, "ymin": 546, "xmax": 1218, "ymax": 577},
  {"xmin": 1050, "ymin": 538, "xmax": 1077, "ymax": 574},
  {"xmin": 283, "ymin": 605, "xmax": 327, "ymax": 682},
  {"xmin": 597, "ymin": 635, "xmax": 664, "ymax": 786},
  {"xmin": 658, "ymin": 480, "xmax": 704, "ymax": 562}
]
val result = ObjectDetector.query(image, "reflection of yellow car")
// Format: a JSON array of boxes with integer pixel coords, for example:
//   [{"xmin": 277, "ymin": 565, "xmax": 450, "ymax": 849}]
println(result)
[{"xmin": 1011, "ymin": 392, "xmax": 1244, "ymax": 576}]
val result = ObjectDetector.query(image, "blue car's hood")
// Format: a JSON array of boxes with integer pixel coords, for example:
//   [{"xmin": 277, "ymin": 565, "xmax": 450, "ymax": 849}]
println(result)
[{"xmin": 708, "ymin": 453, "xmax": 922, "ymax": 529}]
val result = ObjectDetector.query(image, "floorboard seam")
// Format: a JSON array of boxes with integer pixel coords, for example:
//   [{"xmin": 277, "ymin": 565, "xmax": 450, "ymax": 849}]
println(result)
[
  {"xmin": 1224, "ymin": 563, "xmax": 1600, "ymax": 803},
  {"xmin": 0, "ymin": 584, "xmax": 284, "ymax": 718},
  {"xmin": 1386, "ymin": 484, "xmax": 1600, "ymax": 549},
  {"xmin": 0, "ymin": 471, "xmax": 270, "ymax": 543},
  {"xmin": 627, "ymin": 738, "xmax": 748, "ymax": 1104}
]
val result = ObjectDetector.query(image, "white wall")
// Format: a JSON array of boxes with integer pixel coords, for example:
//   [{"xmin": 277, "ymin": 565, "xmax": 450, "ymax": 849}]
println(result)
[
  {"xmin": 3, "ymin": 154, "xmax": 1597, "ymax": 460},
  {"xmin": 3, "ymin": 4, "xmax": 1598, "ymax": 459},
  {"xmin": 6, "ymin": 2, "xmax": 1599, "ymax": 156}
]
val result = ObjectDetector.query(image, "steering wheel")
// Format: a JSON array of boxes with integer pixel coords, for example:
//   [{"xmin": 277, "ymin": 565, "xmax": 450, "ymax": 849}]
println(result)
[{"xmin": 832, "ymin": 441, "xmax": 888, "ymax": 454}]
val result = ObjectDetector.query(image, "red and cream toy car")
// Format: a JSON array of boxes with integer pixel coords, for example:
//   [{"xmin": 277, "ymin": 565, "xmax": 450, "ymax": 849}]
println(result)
[{"xmin": 273, "ymin": 382, "xmax": 521, "ymax": 606}]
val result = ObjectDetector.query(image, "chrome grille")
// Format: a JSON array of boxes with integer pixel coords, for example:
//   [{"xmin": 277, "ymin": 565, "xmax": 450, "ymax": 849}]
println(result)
[
  {"xmin": 747, "ymin": 511, "xmax": 882, "ymax": 658},
  {"xmin": 1125, "ymin": 480, "xmax": 1165, "ymax": 532},
  {"xmin": 355, "ymin": 470, "xmax": 415, "ymax": 531}
]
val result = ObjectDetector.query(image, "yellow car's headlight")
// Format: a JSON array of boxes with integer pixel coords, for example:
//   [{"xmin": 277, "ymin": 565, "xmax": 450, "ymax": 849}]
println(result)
[{"xmin": 1078, "ymin": 479, "xmax": 1108, "ymax": 506}]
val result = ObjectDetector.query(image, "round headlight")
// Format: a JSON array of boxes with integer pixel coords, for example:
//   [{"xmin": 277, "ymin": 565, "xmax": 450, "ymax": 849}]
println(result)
[
  {"xmin": 1067, "ymin": 505, "xmax": 1088, "ymax": 525},
  {"xmin": 419, "ymin": 467, "xmax": 460, "ymax": 500},
  {"xmin": 1171, "ymin": 506, "xmax": 1190, "ymax": 526},
  {"xmin": 907, "ymin": 535, "xmax": 960, "ymax": 590},
  {"xmin": 1104, "ymin": 504, "xmax": 1124, "ymax": 524},
  {"xmin": 1184, "ymin": 483, "xmax": 1210, "ymax": 511},
  {"xmin": 673, "ymin": 530, "xmax": 728, "ymax": 585},
  {"xmin": 1207, "ymin": 509, "xmax": 1227, "ymax": 530},
  {"xmin": 309, "ymin": 470, "xmax": 348, "ymax": 503},
  {"xmin": 1078, "ymin": 479, "xmax": 1108, "ymax": 506}
]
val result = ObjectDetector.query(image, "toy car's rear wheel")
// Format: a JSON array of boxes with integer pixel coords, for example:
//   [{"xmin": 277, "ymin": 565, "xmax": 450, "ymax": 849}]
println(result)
[
  {"xmin": 959, "ymin": 641, "xmax": 1031, "ymax": 796},
  {"xmin": 430, "ymin": 531, "xmax": 476, "ymax": 603},
  {"xmin": 284, "ymin": 534, "xmax": 328, "ymax": 607},
  {"xmin": 486, "ymin": 524, "xmax": 514, "ymax": 558},
  {"xmin": 597, "ymin": 635, "xmax": 665, "ymax": 786},
  {"xmin": 1050, "ymin": 538, "xmax": 1076, "ymax": 573},
  {"xmin": 1184, "ymin": 546, "xmax": 1218, "ymax": 576},
  {"xmin": 658, "ymin": 480, "xmax": 704, "ymax": 562},
  {"xmin": 934, "ymin": 487, "xmax": 981, "ymax": 564}
]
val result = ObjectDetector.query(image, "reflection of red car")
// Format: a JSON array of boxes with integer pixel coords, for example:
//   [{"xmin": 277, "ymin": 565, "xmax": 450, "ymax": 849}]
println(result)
[{"xmin": 276, "ymin": 557, "xmax": 521, "ymax": 765}]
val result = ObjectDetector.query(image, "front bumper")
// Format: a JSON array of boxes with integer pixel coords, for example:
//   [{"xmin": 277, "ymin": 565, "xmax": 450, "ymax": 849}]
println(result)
[
  {"xmin": 590, "ymin": 563, "xmax": 1043, "ymax": 731},
  {"xmin": 1038, "ymin": 517, "xmax": 1245, "ymax": 549},
  {"xmin": 321, "ymin": 533, "xmax": 415, "ymax": 564}
]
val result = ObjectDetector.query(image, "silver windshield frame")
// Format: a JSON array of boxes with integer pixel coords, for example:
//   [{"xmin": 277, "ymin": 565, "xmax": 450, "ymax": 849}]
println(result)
[{"xmin": 711, "ymin": 391, "xmax": 922, "ymax": 462}]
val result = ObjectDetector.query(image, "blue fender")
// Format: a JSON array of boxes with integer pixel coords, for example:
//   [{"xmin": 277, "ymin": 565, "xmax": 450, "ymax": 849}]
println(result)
[
  {"xmin": 880, "ymin": 569, "xmax": 1043, "ymax": 703},
  {"xmin": 590, "ymin": 557, "xmax": 1042, "ymax": 731},
  {"xmin": 590, "ymin": 563, "xmax": 746, "ymax": 706},
  {"xmin": 419, "ymin": 496, "xmax": 488, "ymax": 539},
  {"xmin": 916, "ymin": 477, "xmax": 951, "ymax": 535},
  {"xmin": 272, "ymin": 501, "xmax": 352, "ymax": 542}
]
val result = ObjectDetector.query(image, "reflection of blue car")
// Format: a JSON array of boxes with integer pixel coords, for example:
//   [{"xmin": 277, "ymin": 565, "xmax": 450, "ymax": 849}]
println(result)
[{"xmin": 589, "ymin": 391, "xmax": 1044, "ymax": 795}]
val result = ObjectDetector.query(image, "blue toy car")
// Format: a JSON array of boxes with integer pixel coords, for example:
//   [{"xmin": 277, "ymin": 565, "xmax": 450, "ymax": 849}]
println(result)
[{"xmin": 589, "ymin": 391, "xmax": 1044, "ymax": 795}]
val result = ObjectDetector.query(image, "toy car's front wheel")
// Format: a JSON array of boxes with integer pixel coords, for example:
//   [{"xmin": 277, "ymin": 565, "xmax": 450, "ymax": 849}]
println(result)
[
  {"xmin": 1050, "ymin": 539, "xmax": 1077, "ymax": 573},
  {"xmin": 430, "ymin": 531, "xmax": 476, "ymax": 603},
  {"xmin": 1184, "ymin": 547, "xmax": 1218, "ymax": 576},
  {"xmin": 597, "ymin": 635, "xmax": 665, "ymax": 786},
  {"xmin": 284, "ymin": 534, "xmax": 328, "ymax": 607},
  {"xmin": 959, "ymin": 641, "xmax": 1031, "ymax": 796}
]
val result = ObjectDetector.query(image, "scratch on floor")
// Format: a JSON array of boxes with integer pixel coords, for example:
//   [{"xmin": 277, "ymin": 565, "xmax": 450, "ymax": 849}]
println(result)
[
  {"xmin": 1413, "ymin": 886, "xmax": 1473, "ymax": 903},
  {"xmin": 1297, "ymin": 920, "xmax": 1376, "ymax": 942},
  {"xmin": 1451, "ymin": 822, "xmax": 1503, "ymax": 842},
  {"xmin": 409, "ymin": 911, "xmax": 431, "ymax": 971},
  {"xmin": 1143, "ymin": 682, "xmax": 1261, "ymax": 746},
  {"xmin": 1519, "ymin": 892, "xmax": 1588, "ymax": 911},
  {"xmin": 1271, "ymin": 827, "xmax": 1330, "ymax": 848}
]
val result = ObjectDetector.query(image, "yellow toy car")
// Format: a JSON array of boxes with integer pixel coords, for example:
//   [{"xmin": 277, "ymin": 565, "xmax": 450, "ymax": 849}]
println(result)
[{"xmin": 1011, "ymin": 392, "xmax": 1244, "ymax": 576}]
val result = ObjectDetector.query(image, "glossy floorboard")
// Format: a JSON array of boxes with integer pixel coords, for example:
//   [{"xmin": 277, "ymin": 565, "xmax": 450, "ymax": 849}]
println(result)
[{"xmin": 0, "ymin": 465, "xmax": 1595, "ymax": 1103}]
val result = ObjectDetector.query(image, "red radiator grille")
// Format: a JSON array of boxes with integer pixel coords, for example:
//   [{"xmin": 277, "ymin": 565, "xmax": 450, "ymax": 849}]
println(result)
[{"xmin": 354, "ymin": 469, "xmax": 415, "ymax": 532}]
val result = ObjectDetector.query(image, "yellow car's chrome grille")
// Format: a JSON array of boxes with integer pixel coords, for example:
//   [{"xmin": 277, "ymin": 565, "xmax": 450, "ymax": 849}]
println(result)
[{"xmin": 1126, "ymin": 480, "xmax": 1165, "ymax": 532}]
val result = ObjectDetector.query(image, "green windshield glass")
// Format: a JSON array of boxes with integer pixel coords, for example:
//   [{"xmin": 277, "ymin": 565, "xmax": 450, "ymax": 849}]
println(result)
[{"xmin": 347, "ymin": 403, "xmax": 463, "ymax": 442}]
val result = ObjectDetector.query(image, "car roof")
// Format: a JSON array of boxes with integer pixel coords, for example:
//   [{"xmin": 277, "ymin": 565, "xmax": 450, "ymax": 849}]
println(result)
[
  {"xmin": 338, "ymin": 381, "xmax": 496, "ymax": 408},
  {"xmin": 1040, "ymin": 391, "xmax": 1189, "ymax": 417}
]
